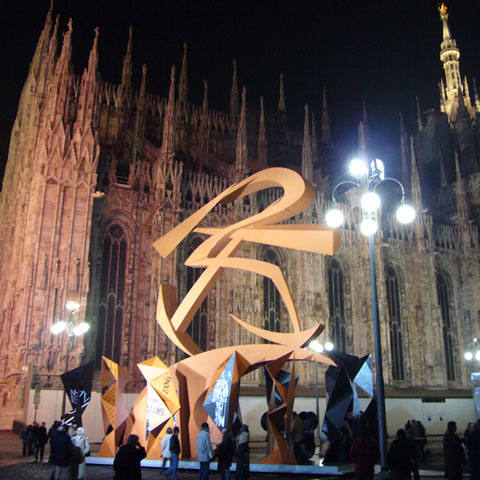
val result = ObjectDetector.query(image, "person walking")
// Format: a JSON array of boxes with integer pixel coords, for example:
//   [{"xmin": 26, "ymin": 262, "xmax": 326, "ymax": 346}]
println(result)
[
  {"xmin": 216, "ymin": 428, "xmax": 234, "ymax": 480},
  {"xmin": 164, "ymin": 426, "xmax": 180, "ymax": 480},
  {"xmin": 387, "ymin": 428, "xmax": 415, "ymax": 480},
  {"xmin": 443, "ymin": 421, "xmax": 466, "ymax": 480},
  {"xmin": 72, "ymin": 427, "xmax": 90, "ymax": 480},
  {"xmin": 20, "ymin": 425, "xmax": 33, "ymax": 456},
  {"xmin": 349, "ymin": 424, "xmax": 379, "ymax": 480},
  {"xmin": 34, "ymin": 421, "xmax": 48, "ymax": 463},
  {"xmin": 31, "ymin": 422, "xmax": 40, "ymax": 461},
  {"xmin": 50, "ymin": 424, "xmax": 73, "ymax": 480},
  {"xmin": 113, "ymin": 434, "xmax": 146, "ymax": 480},
  {"xmin": 161, "ymin": 427, "xmax": 173, "ymax": 470},
  {"xmin": 196, "ymin": 422, "xmax": 214, "ymax": 480},
  {"xmin": 465, "ymin": 420, "xmax": 480, "ymax": 480},
  {"xmin": 411, "ymin": 420, "xmax": 424, "ymax": 463},
  {"xmin": 235, "ymin": 424, "xmax": 250, "ymax": 480}
]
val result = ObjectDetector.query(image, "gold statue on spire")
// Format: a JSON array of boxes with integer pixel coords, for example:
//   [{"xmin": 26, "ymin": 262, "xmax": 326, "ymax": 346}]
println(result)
[{"xmin": 440, "ymin": 3, "xmax": 448, "ymax": 17}]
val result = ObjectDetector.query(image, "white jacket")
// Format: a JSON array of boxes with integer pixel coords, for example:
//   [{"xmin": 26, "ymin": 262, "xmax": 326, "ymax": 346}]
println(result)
[
  {"xmin": 72, "ymin": 433, "xmax": 90, "ymax": 456},
  {"xmin": 161, "ymin": 433, "xmax": 173, "ymax": 458}
]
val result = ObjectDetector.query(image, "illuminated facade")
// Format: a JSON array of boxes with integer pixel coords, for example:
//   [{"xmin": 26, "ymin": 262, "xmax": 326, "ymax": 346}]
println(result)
[{"xmin": 0, "ymin": 4, "xmax": 479, "ymax": 429}]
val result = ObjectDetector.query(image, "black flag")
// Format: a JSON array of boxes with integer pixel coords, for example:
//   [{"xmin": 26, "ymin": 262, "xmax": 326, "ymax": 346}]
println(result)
[{"xmin": 60, "ymin": 361, "xmax": 94, "ymax": 426}]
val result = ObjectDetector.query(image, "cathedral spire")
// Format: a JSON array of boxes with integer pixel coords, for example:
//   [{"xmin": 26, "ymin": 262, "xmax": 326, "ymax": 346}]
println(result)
[
  {"xmin": 302, "ymin": 105, "xmax": 314, "ymax": 184},
  {"xmin": 311, "ymin": 112, "xmax": 318, "ymax": 162},
  {"xmin": 30, "ymin": 2, "xmax": 55, "ymax": 81},
  {"xmin": 439, "ymin": 81, "xmax": 446, "ymax": 113},
  {"xmin": 473, "ymin": 78, "xmax": 480, "ymax": 112},
  {"xmin": 278, "ymin": 72, "xmax": 286, "ymax": 112},
  {"xmin": 362, "ymin": 99, "xmax": 370, "ymax": 156},
  {"xmin": 161, "ymin": 66, "xmax": 176, "ymax": 162},
  {"xmin": 438, "ymin": 149, "xmax": 448, "ymax": 187},
  {"xmin": 45, "ymin": 18, "xmax": 73, "ymax": 122},
  {"xmin": 358, "ymin": 121, "xmax": 367, "ymax": 160},
  {"xmin": 119, "ymin": 26, "xmax": 133, "ymax": 102},
  {"xmin": 75, "ymin": 27, "xmax": 100, "ymax": 129},
  {"xmin": 439, "ymin": 3, "xmax": 452, "ymax": 43},
  {"xmin": 199, "ymin": 80, "xmax": 209, "ymax": 165},
  {"xmin": 438, "ymin": 3, "xmax": 474, "ymax": 122},
  {"xmin": 410, "ymin": 135, "xmax": 422, "ymax": 212},
  {"xmin": 257, "ymin": 97, "xmax": 267, "ymax": 170},
  {"xmin": 234, "ymin": 86, "xmax": 248, "ymax": 180},
  {"xmin": 178, "ymin": 42, "xmax": 188, "ymax": 111},
  {"xmin": 399, "ymin": 112, "xmax": 409, "ymax": 189},
  {"xmin": 133, "ymin": 64, "xmax": 147, "ymax": 141},
  {"xmin": 321, "ymin": 86, "xmax": 331, "ymax": 146},
  {"xmin": 454, "ymin": 149, "xmax": 468, "ymax": 222},
  {"xmin": 416, "ymin": 96, "xmax": 423, "ymax": 132},
  {"xmin": 230, "ymin": 59, "xmax": 239, "ymax": 126}
]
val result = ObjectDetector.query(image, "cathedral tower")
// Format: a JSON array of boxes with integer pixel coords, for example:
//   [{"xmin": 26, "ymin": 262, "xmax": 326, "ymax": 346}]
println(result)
[{"xmin": 438, "ymin": 3, "xmax": 475, "ymax": 123}]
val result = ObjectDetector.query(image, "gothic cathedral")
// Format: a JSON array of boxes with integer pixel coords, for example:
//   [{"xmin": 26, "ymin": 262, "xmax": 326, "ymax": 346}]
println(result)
[{"xmin": 0, "ymin": 4, "xmax": 479, "ymax": 428}]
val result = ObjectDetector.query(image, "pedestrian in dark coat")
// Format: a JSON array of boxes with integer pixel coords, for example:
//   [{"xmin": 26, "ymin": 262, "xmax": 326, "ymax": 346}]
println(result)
[
  {"xmin": 164, "ymin": 426, "xmax": 181, "ymax": 480},
  {"xmin": 34, "ymin": 421, "xmax": 48, "ymax": 462},
  {"xmin": 466, "ymin": 421, "xmax": 480, "ymax": 480},
  {"xmin": 31, "ymin": 421, "xmax": 40, "ymax": 458},
  {"xmin": 20, "ymin": 425, "xmax": 33, "ymax": 456},
  {"xmin": 349, "ymin": 424, "xmax": 379, "ymax": 480},
  {"xmin": 216, "ymin": 428, "xmax": 235, "ymax": 480},
  {"xmin": 50, "ymin": 424, "xmax": 73, "ymax": 480},
  {"xmin": 113, "ymin": 434, "xmax": 146, "ymax": 480},
  {"xmin": 387, "ymin": 429, "xmax": 415, "ymax": 480},
  {"xmin": 235, "ymin": 424, "xmax": 250, "ymax": 480},
  {"xmin": 443, "ymin": 421, "xmax": 466, "ymax": 480}
]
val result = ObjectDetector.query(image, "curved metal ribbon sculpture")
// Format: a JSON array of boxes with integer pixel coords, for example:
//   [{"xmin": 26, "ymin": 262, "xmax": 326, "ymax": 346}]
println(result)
[{"xmin": 153, "ymin": 167, "xmax": 340, "ymax": 355}]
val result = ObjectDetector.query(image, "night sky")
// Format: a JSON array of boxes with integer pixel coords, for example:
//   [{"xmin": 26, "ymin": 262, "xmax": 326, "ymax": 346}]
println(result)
[{"xmin": 1, "ymin": 0, "xmax": 480, "ymax": 182}]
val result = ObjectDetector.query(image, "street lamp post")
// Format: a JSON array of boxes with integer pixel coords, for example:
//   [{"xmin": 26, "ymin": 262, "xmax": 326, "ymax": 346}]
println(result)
[
  {"xmin": 325, "ymin": 158, "xmax": 416, "ymax": 471},
  {"xmin": 464, "ymin": 338, "xmax": 480, "ymax": 420},
  {"xmin": 51, "ymin": 301, "xmax": 89, "ymax": 416}
]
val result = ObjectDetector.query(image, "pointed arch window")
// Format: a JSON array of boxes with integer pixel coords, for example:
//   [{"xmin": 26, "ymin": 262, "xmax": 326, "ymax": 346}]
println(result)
[
  {"xmin": 328, "ymin": 258, "xmax": 346, "ymax": 352},
  {"xmin": 262, "ymin": 248, "xmax": 281, "ymax": 339},
  {"xmin": 385, "ymin": 265, "xmax": 405, "ymax": 381},
  {"xmin": 95, "ymin": 224, "xmax": 128, "ymax": 368},
  {"xmin": 437, "ymin": 272, "xmax": 456, "ymax": 381}
]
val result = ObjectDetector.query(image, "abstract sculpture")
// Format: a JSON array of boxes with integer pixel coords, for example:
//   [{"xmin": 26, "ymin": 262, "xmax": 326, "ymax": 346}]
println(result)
[
  {"xmin": 99, "ymin": 168, "xmax": 340, "ymax": 462},
  {"xmin": 98, "ymin": 356, "xmax": 130, "ymax": 457},
  {"xmin": 322, "ymin": 351, "xmax": 375, "ymax": 463}
]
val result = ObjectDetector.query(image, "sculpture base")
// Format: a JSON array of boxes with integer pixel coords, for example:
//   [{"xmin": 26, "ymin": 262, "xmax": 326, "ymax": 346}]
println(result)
[{"xmin": 86, "ymin": 456, "xmax": 354, "ymax": 476}]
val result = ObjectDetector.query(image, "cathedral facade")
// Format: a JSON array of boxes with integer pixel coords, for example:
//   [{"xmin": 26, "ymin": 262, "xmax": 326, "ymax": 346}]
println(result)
[{"xmin": 0, "ymin": 4, "xmax": 479, "ymax": 429}]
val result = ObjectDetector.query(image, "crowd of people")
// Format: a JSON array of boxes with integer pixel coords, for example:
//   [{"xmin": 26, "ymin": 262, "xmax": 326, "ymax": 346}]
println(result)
[
  {"xmin": 110, "ymin": 422, "xmax": 250, "ymax": 480},
  {"xmin": 21, "ymin": 414, "xmax": 480, "ymax": 480},
  {"xmin": 20, "ymin": 420, "xmax": 90, "ymax": 480},
  {"xmin": 20, "ymin": 421, "xmax": 48, "ymax": 460},
  {"xmin": 347, "ymin": 417, "xmax": 480, "ymax": 480}
]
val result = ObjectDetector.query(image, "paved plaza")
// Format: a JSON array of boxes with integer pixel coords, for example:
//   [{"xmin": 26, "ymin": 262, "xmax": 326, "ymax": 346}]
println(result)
[{"xmin": 0, "ymin": 430, "xmax": 448, "ymax": 480}]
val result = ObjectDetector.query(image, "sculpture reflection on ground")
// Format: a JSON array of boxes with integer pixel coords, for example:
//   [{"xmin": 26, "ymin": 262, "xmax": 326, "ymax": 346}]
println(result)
[{"xmin": 98, "ymin": 168, "xmax": 340, "ymax": 463}]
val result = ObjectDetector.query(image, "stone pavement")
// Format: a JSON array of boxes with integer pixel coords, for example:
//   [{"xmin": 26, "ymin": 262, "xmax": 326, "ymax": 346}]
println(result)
[{"xmin": 0, "ymin": 430, "xmax": 448, "ymax": 480}]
